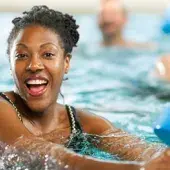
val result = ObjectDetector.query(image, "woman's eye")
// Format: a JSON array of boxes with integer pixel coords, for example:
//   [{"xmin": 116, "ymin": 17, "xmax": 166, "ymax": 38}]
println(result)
[
  {"xmin": 15, "ymin": 53, "xmax": 28, "ymax": 59},
  {"xmin": 43, "ymin": 53, "xmax": 54, "ymax": 58}
]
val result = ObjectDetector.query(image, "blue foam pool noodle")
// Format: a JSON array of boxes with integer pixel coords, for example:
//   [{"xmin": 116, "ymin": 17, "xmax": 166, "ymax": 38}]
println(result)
[{"xmin": 154, "ymin": 107, "xmax": 170, "ymax": 146}]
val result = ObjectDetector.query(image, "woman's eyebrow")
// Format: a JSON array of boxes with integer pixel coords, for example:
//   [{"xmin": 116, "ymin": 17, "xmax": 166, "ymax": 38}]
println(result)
[
  {"xmin": 16, "ymin": 43, "xmax": 58, "ymax": 49},
  {"xmin": 40, "ymin": 43, "xmax": 58, "ymax": 49},
  {"xmin": 16, "ymin": 43, "xmax": 28, "ymax": 49}
]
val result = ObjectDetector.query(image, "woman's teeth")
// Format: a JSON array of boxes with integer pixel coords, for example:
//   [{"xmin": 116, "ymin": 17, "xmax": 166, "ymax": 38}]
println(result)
[
  {"xmin": 26, "ymin": 79, "xmax": 48, "ymax": 85},
  {"xmin": 25, "ymin": 79, "xmax": 48, "ymax": 96}
]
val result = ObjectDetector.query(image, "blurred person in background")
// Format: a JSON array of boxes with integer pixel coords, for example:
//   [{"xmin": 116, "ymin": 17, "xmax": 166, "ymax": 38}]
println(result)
[{"xmin": 98, "ymin": 0, "xmax": 154, "ymax": 49}]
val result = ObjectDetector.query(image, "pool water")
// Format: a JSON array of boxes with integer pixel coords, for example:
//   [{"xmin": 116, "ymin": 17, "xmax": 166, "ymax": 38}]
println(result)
[
  {"xmin": 62, "ymin": 14, "xmax": 170, "ymax": 143},
  {"xmin": 0, "ymin": 12, "xmax": 170, "ymax": 166}
]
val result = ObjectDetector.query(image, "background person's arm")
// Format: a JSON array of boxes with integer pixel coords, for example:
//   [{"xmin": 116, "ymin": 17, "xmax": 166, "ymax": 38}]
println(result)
[{"xmin": 153, "ymin": 55, "xmax": 170, "ymax": 81}]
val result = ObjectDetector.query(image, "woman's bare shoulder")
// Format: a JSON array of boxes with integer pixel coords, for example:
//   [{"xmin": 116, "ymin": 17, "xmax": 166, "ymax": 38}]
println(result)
[
  {"xmin": 0, "ymin": 91, "xmax": 19, "ymax": 119},
  {"xmin": 0, "ymin": 94, "xmax": 31, "ymax": 144},
  {"xmin": 0, "ymin": 95, "xmax": 16, "ymax": 117},
  {"xmin": 75, "ymin": 108, "xmax": 118, "ymax": 135}
]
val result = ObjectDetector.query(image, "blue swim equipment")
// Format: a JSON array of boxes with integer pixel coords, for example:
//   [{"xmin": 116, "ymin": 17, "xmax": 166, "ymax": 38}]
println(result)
[
  {"xmin": 162, "ymin": 7, "xmax": 170, "ymax": 34},
  {"xmin": 154, "ymin": 107, "xmax": 170, "ymax": 146}
]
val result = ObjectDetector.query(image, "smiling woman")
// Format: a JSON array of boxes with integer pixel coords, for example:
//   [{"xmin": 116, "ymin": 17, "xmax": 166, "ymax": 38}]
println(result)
[
  {"xmin": 9, "ymin": 25, "xmax": 69, "ymax": 114},
  {"xmin": 0, "ymin": 5, "xmax": 170, "ymax": 170}
]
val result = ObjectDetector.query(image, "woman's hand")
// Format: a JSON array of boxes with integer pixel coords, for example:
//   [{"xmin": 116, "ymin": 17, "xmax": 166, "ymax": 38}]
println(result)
[{"xmin": 144, "ymin": 148, "xmax": 170, "ymax": 170}]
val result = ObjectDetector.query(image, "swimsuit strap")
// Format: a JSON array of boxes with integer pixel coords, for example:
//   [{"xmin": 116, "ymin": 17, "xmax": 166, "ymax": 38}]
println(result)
[
  {"xmin": 0, "ymin": 92, "xmax": 13, "ymax": 105},
  {"xmin": 0, "ymin": 92, "xmax": 22, "ymax": 122},
  {"xmin": 65, "ymin": 105, "xmax": 84, "ymax": 150},
  {"xmin": 65, "ymin": 105, "xmax": 83, "ymax": 134}
]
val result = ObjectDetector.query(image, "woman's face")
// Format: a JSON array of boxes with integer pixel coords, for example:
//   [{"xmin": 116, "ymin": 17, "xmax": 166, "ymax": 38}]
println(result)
[{"xmin": 9, "ymin": 25, "xmax": 70, "ymax": 112}]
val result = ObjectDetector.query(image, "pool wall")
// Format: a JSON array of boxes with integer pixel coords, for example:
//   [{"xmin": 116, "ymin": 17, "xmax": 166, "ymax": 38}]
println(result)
[{"xmin": 0, "ymin": 0, "xmax": 169, "ymax": 13}]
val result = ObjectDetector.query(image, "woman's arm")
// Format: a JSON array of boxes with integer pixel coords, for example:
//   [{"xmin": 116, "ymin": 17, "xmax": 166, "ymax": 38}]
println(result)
[
  {"xmin": 77, "ymin": 110, "xmax": 166, "ymax": 161},
  {"xmin": 14, "ymin": 136, "xmax": 142, "ymax": 170},
  {"xmin": 91, "ymin": 128, "xmax": 165, "ymax": 161}
]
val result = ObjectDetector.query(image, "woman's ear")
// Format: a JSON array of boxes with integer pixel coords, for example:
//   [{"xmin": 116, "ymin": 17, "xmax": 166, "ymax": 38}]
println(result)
[{"xmin": 64, "ymin": 53, "xmax": 71, "ymax": 74}]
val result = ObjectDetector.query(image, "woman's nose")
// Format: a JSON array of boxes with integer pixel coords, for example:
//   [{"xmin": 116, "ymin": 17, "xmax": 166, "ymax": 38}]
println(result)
[{"xmin": 26, "ymin": 56, "xmax": 44, "ymax": 72}]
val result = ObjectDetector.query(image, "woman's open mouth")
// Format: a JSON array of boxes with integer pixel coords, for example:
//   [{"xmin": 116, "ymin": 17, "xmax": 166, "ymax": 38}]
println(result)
[{"xmin": 25, "ymin": 78, "xmax": 49, "ymax": 97}]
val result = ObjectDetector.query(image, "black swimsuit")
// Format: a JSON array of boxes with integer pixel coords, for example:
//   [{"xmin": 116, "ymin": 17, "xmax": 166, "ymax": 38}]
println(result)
[{"xmin": 0, "ymin": 92, "xmax": 84, "ymax": 151}]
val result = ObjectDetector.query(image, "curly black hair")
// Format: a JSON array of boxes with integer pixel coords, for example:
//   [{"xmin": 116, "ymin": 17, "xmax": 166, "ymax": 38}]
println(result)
[{"xmin": 7, "ymin": 5, "xmax": 79, "ymax": 55}]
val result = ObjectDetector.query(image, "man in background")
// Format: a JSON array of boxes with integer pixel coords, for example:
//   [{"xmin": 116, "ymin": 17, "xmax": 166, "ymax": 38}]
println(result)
[
  {"xmin": 98, "ymin": 0, "xmax": 153, "ymax": 48},
  {"xmin": 98, "ymin": 0, "xmax": 127, "ymax": 47}
]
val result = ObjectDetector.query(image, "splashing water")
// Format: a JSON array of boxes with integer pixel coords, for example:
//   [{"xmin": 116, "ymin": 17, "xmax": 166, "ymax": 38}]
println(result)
[{"xmin": 0, "ymin": 142, "xmax": 59, "ymax": 170}]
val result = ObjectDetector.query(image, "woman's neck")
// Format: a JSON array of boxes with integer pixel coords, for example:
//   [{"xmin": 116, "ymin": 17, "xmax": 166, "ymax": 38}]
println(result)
[
  {"xmin": 11, "ymin": 91, "xmax": 69, "ymax": 135},
  {"xmin": 14, "ymin": 92, "xmax": 55, "ymax": 125}
]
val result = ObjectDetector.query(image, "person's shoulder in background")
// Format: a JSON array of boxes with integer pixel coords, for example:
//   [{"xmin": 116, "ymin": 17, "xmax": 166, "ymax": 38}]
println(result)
[
  {"xmin": 123, "ymin": 41, "xmax": 157, "ymax": 50},
  {"xmin": 152, "ymin": 55, "xmax": 170, "ymax": 81}
]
